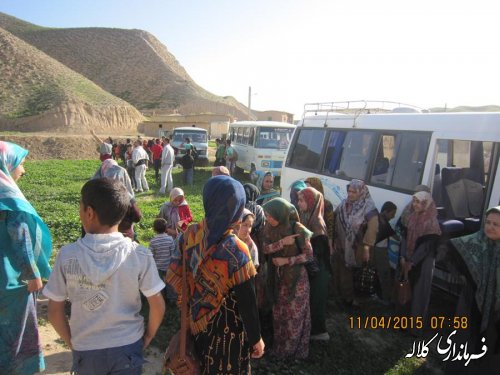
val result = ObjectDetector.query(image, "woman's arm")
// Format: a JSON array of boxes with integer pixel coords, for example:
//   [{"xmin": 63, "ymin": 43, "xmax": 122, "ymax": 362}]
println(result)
[
  {"xmin": 272, "ymin": 237, "xmax": 313, "ymax": 266},
  {"xmin": 90, "ymin": 129, "xmax": 104, "ymax": 145},
  {"xmin": 362, "ymin": 215, "xmax": 379, "ymax": 262},
  {"xmin": 7, "ymin": 212, "xmax": 42, "ymax": 286},
  {"xmin": 263, "ymin": 234, "xmax": 299, "ymax": 254}
]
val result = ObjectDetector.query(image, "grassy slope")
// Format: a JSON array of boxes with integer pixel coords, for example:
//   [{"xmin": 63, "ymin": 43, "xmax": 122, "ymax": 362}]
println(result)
[
  {"xmin": 19, "ymin": 160, "xmax": 446, "ymax": 374},
  {"xmin": 0, "ymin": 11, "xmax": 250, "ymax": 118},
  {"xmin": 0, "ymin": 26, "xmax": 134, "ymax": 119}
]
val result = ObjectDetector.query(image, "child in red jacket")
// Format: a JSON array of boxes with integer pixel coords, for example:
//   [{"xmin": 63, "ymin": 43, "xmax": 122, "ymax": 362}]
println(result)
[{"xmin": 158, "ymin": 187, "xmax": 193, "ymax": 238}]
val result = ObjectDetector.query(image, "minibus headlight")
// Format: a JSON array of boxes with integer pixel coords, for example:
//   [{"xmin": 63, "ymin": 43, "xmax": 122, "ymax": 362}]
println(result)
[{"xmin": 261, "ymin": 161, "xmax": 270, "ymax": 167}]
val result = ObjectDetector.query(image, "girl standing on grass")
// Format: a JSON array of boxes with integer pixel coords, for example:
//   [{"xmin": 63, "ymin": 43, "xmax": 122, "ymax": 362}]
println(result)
[
  {"xmin": 158, "ymin": 188, "xmax": 193, "ymax": 238},
  {"xmin": 0, "ymin": 141, "xmax": 53, "ymax": 374}
]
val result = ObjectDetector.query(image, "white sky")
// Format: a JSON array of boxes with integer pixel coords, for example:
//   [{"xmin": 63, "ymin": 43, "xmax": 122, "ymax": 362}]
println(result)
[{"xmin": 1, "ymin": 0, "xmax": 499, "ymax": 118}]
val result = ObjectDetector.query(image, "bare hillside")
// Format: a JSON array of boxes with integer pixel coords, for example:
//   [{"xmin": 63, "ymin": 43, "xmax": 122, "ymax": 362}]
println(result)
[
  {"xmin": 0, "ymin": 26, "xmax": 144, "ymax": 133},
  {"xmin": 0, "ymin": 13, "xmax": 251, "ymax": 119}
]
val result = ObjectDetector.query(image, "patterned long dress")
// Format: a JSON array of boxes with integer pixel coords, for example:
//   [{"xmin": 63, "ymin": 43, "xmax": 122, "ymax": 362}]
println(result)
[{"xmin": 272, "ymin": 265, "xmax": 311, "ymax": 359}]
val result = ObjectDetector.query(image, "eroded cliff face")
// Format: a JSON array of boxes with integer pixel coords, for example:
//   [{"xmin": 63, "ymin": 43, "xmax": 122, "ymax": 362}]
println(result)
[{"xmin": 0, "ymin": 100, "xmax": 144, "ymax": 134}]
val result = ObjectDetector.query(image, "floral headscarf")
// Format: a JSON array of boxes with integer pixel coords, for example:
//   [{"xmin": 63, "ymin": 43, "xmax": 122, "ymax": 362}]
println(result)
[
  {"xmin": 337, "ymin": 179, "xmax": 378, "ymax": 266},
  {"xmin": 406, "ymin": 191, "xmax": 441, "ymax": 257},
  {"xmin": 0, "ymin": 141, "xmax": 52, "ymax": 279},
  {"xmin": 298, "ymin": 187, "xmax": 327, "ymax": 237}
]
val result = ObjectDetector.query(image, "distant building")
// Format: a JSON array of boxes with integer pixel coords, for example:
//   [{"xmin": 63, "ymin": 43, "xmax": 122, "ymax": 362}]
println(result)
[
  {"xmin": 253, "ymin": 110, "xmax": 294, "ymax": 124},
  {"xmin": 138, "ymin": 113, "xmax": 233, "ymax": 138}
]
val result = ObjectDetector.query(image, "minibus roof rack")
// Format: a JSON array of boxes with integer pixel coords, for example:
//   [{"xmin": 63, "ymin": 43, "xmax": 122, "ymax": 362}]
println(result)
[{"xmin": 302, "ymin": 100, "xmax": 426, "ymax": 120}]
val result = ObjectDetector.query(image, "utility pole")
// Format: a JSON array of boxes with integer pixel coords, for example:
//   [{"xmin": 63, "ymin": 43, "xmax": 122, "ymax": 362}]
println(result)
[{"xmin": 248, "ymin": 86, "xmax": 252, "ymax": 120}]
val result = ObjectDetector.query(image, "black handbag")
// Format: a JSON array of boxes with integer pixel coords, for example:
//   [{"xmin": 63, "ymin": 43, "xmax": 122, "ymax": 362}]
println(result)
[
  {"xmin": 304, "ymin": 257, "xmax": 320, "ymax": 278},
  {"xmin": 353, "ymin": 265, "xmax": 376, "ymax": 295}
]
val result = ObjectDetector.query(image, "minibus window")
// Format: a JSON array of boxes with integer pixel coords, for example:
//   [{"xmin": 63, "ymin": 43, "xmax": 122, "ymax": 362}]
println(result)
[
  {"xmin": 236, "ymin": 128, "xmax": 244, "ymax": 144},
  {"xmin": 369, "ymin": 134, "xmax": 395, "ymax": 185},
  {"xmin": 322, "ymin": 131, "xmax": 347, "ymax": 175},
  {"xmin": 391, "ymin": 133, "xmax": 430, "ymax": 190},
  {"xmin": 288, "ymin": 129, "xmax": 327, "ymax": 170},
  {"xmin": 249, "ymin": 128, "xmax": 255, "ymax": 146},
  {"xmin": 337, "ymin": 131, "xmax": 376, "ymax": 180},
  {"xmin": 242, "ymin": 127, "xmax": 251, "ymax": 145}
]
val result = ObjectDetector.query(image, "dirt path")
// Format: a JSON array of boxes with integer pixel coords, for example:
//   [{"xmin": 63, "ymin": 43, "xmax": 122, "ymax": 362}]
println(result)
[{"xmin": 37, "ymin": 296, "xmax": 164, "ymax": 375}]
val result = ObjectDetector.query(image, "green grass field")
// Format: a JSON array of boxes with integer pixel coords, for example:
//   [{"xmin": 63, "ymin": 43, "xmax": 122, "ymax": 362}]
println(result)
[{"xmin": 18, "ymin": 160, "xmax": 445, "ymax": 374}]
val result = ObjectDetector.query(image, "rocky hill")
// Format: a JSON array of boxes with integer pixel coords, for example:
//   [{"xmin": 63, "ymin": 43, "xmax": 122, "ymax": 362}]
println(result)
[
  {"xmin": 0, "ymin": 12, "xmax": 251, "ymax": 120},
  {"xmin": 0, "ymin": 26, "xmax": 144, "ymax": 133}
]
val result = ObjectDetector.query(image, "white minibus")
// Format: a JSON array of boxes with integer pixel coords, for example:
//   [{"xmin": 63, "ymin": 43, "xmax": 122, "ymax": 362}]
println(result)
[
  {"xmin": 229, "ymin": 121, "xmax": 295, "ymax": 180},
  {"xmin": 281, "ymin": 101, "xmax": 500, "ymax": 291},
  {"xmin": 171, "ymin": 127, "xmax": 209, "ymax": 165}
]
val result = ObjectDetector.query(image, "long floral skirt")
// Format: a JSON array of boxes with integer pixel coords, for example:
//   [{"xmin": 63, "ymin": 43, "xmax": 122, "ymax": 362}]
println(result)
[
  {"xmin": 194, "ymin": 292, "xmax": 251, "ymax": 375},
  {"xmin": 272, "ymin": 266, "xmax": 310, "ymax": 359}
]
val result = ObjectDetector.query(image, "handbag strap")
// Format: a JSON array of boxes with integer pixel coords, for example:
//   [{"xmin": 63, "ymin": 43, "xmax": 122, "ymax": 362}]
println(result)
[{"xmin": 180, "ymin": 240, "xmax": 188, "ymax": 359}]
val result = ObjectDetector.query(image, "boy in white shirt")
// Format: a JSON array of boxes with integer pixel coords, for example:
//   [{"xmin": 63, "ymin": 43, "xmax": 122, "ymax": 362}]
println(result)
[{"xmin": 44, "ymin": 178, "xmax": 165, "ymax": 374}]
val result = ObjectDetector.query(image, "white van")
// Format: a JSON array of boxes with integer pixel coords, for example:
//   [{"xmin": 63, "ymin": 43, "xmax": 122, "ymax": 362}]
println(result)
[
  {"xmin": 171, "ymin": 127, "xmax": 209, "ymax": 165},
  {"xmin": 281, "ymin": 101, "xmax": 500, "ymax": 290},
  {"xmin": 229, "ymin": 121, "xmax": 295, "ymax": 180}
]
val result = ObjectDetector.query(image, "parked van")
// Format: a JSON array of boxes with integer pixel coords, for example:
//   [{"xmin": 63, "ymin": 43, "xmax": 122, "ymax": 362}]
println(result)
[
  {"xmin": 281, "ymin": 101, "xmax": 500, "ymax": 292},
  {"xmin": 229, "ymin": 121, "xmax": 295, "ymax": 180},
  {"xmin": 171, "ymin": 127, "xmax": 209, "ymax": 165}
]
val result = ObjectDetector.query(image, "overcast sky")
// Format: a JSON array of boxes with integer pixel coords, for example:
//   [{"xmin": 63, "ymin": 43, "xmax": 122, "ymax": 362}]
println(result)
[{"xmin": 1, "ymin": 0, "xmax": 499, "ymax": 118}]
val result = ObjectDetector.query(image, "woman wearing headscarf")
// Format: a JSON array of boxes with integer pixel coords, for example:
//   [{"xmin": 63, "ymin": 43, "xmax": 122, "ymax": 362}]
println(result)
[
  {"xmin": 256, "ymin": 171, "xmax": 280, "ymax": 205},
  {"xmin": 158, "ymin": 187, "xmax": 193, "ymax": 238},
  {"xmin": 242, "ymin": 183, "xmax": 272, "ymax": 345},
  {"xmin": 166, "ymin": 176, "xmax": 264, "ymax": 374},
  {"xmin": 0, "ymin": 141, "xmax": 53, "ymax": 374},
  {"xmin": 297, "ymin": 187, "xmax": 332, "ymax": 340},
  {"xmin": 242, "ymin": 183, "xmax": 266, "ymax": 243},
  {"xmin": 305, "ymin": 177, "xmax": 335, "ymax": 255},
  {"xmin": 444, "ymin": 206, "xmax": 500, "ymax": 374},
  {"xmin": 262, "ymin": 198, "xmax": 313, "ymax": 359},
  {"xmin": 91, "ymin": 158, "xmax": 141, "ymax": 241},
  {"xmin": 333, "ymin": 179, "xmax": 379, "ymax": 307},
  {"xmin": 289, "ymin": 180, "xmax": 307, "ymax": 211},
  {"xmin": 400, "ymin": 191, "xmax": 441, "ymax": 329}
]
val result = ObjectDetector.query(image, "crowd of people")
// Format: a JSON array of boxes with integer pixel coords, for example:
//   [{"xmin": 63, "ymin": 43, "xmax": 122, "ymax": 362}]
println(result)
[{"xmin": 1, "ymin": 138, "xmax": 499, "ymax": 374}]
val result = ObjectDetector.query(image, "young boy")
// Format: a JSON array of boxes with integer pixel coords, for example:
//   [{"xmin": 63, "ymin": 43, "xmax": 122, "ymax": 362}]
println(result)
[
  {"xmin": 373, "ymin": 201, "xmax": 398, "ymax": 304},
  {"xmin": 44, "ymin": 178, "xmax": 165, "ymax": 374},
  {"xmin": 149, "ymin": 218, "xmax": 177, "ymax": 303},
  {"xmin": 180, "ymin": 148, "xmax": 195, "ymax": 186}
]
